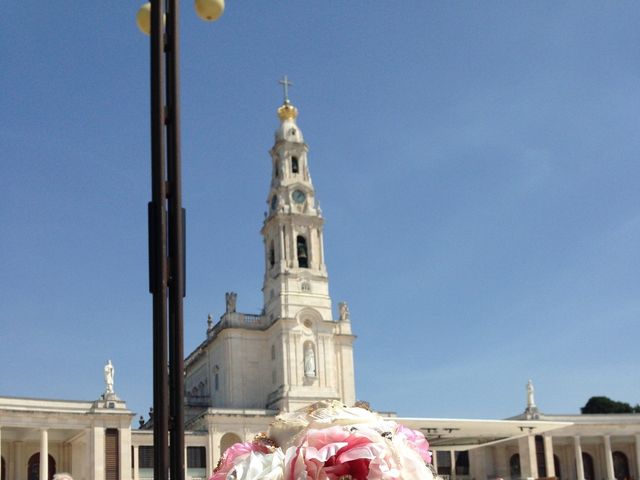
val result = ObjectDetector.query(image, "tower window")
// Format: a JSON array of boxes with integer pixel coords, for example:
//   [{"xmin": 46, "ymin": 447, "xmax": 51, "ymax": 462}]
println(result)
[
  {"xmin": 274, "ymin": 160, "xmax": 279, "ymax": 178},
  {"xmin": 269, "ymin": 241, "xmax": 275, "ymax": 267},
  {"xmin": 296, "ymin": 235, "xmax": 309, "ymax": 268},
  {"xmin": 291, "ymin": 156, "xmax": 299, "ymax": 173}
]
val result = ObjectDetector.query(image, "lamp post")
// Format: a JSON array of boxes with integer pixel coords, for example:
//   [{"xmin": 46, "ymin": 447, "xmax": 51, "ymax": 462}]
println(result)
[{"xmin": 136, "ymin": 2, "xmax": 224, "ymax": 480}]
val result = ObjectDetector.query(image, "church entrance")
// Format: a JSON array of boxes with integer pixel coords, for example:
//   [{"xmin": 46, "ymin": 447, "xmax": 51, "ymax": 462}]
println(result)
[{"xmin": 27, "ymin": 453, "xmax": 56, "ymax": 480}]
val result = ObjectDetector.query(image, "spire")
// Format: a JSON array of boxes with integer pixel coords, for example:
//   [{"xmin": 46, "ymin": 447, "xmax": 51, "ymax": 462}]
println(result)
[
  {"xmin": 279, "ymin": 75, "xmax": 293, "ymax": 104},
  {"xmin": 277, "ymin": 75, "xmax": 298, "ymax": 121}
]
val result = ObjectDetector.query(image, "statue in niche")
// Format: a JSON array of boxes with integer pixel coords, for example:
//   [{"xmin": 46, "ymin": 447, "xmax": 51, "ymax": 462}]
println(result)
[
  {"xmin": 225, "ymin": 292, "xmax": 237, "ymax": 313},
  {"xmin": 104, "ymin": 360, "xmax": 115, "ymax": 395},
  {"xmin": 304, "ymin": 343, "xmax": 316, "ymax": 377},
  {"xmin": 339, "ymin": 302, "xmax": 350, "ymax": 321}
]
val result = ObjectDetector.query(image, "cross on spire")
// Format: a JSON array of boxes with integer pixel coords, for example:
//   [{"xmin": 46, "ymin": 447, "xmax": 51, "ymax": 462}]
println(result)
[{"xmin": 279, "ymin": 75, "xmax": 293, "ymax": 103}]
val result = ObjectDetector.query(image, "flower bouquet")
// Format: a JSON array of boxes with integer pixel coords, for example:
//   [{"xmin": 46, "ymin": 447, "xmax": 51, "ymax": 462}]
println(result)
[{"xmin": 211, "ymin": 400, "xmax": 437, "ymax": 480}]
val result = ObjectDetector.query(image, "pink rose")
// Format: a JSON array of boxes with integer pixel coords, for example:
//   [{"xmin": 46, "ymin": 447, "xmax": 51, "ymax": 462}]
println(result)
[
  {"xmin": 211, "ymin": 442, "xmax": 270, "ymax": 480},
  {"xmin": 285, "ymin": 426, "xmax": 396, "ymax": 479},
  {"xmin": 394, "ymin": 425, "xmax": 431, "ymax": 464}
]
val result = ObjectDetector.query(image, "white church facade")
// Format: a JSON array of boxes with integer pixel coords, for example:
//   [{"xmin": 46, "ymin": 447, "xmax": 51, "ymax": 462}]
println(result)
[{"xmin": 2, "ymin": 94, "xmax": 640, "ymax": 480}]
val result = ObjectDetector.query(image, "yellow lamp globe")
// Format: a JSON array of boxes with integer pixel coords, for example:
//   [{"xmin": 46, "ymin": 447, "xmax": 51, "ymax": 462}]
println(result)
[
  {"xmin": 195, "ymin": 0, "xmax": 224, "ymax": 21},
  {"xmin": 136, "ymin": 3, "xmax": 152, "ymax": 35}
]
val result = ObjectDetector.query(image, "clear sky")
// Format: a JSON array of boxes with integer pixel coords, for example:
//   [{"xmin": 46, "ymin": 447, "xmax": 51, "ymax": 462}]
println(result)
[{"xmin": 1, "ymin": 2, "xmax": 639, "ymax": 422}]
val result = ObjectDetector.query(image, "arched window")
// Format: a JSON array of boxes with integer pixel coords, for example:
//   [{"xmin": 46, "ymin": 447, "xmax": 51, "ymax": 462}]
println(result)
[
  {"xmin": 271, "ymin": 344, "xmax": 276, "ymax": 360},
  {"xmin": 613, "ymin": 451, "xmax": 630, "ymax": 480},
  {"xmin": 296, "ymin": 236, "xmax": 308, "ymax": 268},
  {"xmin": 509, "ymin": 454, "xmax": 521, "ymax": 479},
  {"xmin": 28, "ymin": 453, "xmax": 56, "ymax": 480},
  {"xmin": 220, "ymin": 433, "xmax": 242, "ymax": 458},
  {"xmin": 291, "ymin": 156, "xmax": 299, "ymax": 173},
  {"xmin": 214, "ymin": 373, "xmax": 219, "ymax": 391},
  {"xmin": 582, "ymin": 452, "xmax": 595, "ymax": 480}
]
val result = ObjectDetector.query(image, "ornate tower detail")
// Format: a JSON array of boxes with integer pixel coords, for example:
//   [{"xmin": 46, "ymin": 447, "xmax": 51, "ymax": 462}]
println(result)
[{"xmin": 261, "ymin": 83, "xmax": 331, "ymax": 324}]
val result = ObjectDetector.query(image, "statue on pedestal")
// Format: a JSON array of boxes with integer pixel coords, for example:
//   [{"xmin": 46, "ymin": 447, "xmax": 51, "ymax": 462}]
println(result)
[
  {"xmin": 104, "ymin": 360, "xmax": 115, "ymax": 395},
  {"xmin": 225, "ymin": 292, "xmax": 237, "ymax": 313},
  {"xmin": 526, "ymin": 379, "xmax": 536, "ymax": 409},
  {"xmin": 339, "ymin": 301, "xmax": 350, "ymax": 321},
  {"xmin": 304, "ymin": 343, "xmax": 316, "ymax": 377}
]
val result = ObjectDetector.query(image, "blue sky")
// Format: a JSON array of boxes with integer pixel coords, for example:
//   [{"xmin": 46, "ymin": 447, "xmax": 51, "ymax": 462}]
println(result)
[{"xmin": 1, "ymin": 2, "xmax": 639, "ymax": 422}]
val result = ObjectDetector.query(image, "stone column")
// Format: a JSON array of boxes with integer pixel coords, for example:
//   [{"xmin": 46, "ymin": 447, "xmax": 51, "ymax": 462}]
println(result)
[
  {"xmin": 209, "ymin": 431, "xmax": 222, "ymax": 476},
  {"xmin": 60, "ymin": 443, "xmax": 68, "ymax": 473},
  {"xmin": 289, "ymin": 226, "xmax": 296, "ymax": 268},
  {"xmin": 518, "ymin": 434, "xmax": 538, "ymax": 480},
  {"xmin": 119, "ymin": 428, "xmax": 132, "ymax": 480},
  {"xmin": 317, "ymin": 229, "xmax": 324, "ymax": 268},
  {"xmin": 206, "ymin": 431, "xmax": 214, "ymax": 477},
  {"xmin": 132, "ymin": 446, "xmax": 139, "ymax": 480},
  {"xmin": 603, "ymin": 435, "xmax": 615, "ymax": 480},
  {"xmin": 495, "ymin": 445, "xmax": 509, "ymax": 479},
  {"xmin": 450, "ymin": 450, "xmax": 457, "ymax": 480},
  {"xmin": 469, "ymin": 447, "xmax": 487, "ymax": 480},
  {"xmin": 431, "ymin": 450, "xmax": 438, "ymax": 473},
  {"xmin": 40, "ymin": 430, "xmax": 49, "ymax": 480},
  {"xmin": 87, "ymin": 427, "xmax": 105, "ymax": 480},
  {"xmin": 543, "ymin": 434, "xmax": 556, "ymax": 478},
  {"xmin": 635, "ymin": 434, "xmax": 640, "ymax": 480},
  {"xmin": 13, "ymin": 441, "xmax": 23, "ymax": 480},
  {"xmin": 306, "ymin": 228, "xmax": 314, "ymax": 268},
  {"xmin": 279, "ymin": 226, "xmax": 285, "ymax": 264},
  {"xmin": 574, "ymin": 436, "xmax": 585, "ymax": 480},
  {"xmin": 184, "ymin": 446, "xmax": 188, "ymax": 476}
]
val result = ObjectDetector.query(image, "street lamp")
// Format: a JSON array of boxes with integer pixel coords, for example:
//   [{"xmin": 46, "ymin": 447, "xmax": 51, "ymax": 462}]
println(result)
[{"xmin": 136, "ymin": 2, "xmax": 224, "ymax": 480}]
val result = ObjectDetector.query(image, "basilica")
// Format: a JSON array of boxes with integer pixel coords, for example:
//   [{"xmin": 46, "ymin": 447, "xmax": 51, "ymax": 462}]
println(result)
[{"xmin": 1, "ymin": 94, "xmax": 639, "ymax": 480}]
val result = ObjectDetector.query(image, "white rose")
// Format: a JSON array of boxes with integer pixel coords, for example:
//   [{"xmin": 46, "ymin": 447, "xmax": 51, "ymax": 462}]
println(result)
[{"xmin": 229, "ymin": 449, "xmax": 285, "ymax": 480}]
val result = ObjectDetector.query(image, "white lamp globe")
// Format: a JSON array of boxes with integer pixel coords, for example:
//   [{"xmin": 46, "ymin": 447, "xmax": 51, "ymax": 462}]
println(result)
[
  {"xmin": 195, "ymin": 0, "xmax": 224, "ymax": 21},
  {"xmin": 136, "ymin": 3, "xmax": 152, "ymax": 35}
]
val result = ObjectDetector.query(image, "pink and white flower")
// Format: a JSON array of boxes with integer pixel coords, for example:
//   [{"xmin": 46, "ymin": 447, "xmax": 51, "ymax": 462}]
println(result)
[
  {"xmin": 210, "ymin": 402, "xmax": 436, "ymax": 480},
  {"xmin": 212, "ymin": 442, "xmax": 283, "ymax": 480}
]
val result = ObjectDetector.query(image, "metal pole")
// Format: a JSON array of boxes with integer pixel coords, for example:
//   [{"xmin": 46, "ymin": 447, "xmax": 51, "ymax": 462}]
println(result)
[
  {"xmin": 165, "ymin": 0, "xmax": 186, "ymax": 479},
  {"xmin": 149, "ymin": 0, "xmax": 169, "ymax": 478}
]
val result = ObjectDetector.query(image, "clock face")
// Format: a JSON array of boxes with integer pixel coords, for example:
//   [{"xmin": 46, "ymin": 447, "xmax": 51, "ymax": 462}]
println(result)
[{"xmin": 292, "ymin": 189, "xmax": 306, "ymax": 204}]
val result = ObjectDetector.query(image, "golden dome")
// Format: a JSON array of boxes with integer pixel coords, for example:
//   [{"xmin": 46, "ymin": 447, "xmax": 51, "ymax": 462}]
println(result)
[{"xmin": 277, "ymin": 101, "xmax": 298, "ymax": 121}]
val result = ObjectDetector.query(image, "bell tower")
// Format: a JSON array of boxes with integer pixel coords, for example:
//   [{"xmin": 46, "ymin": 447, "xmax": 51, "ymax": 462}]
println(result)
[
  {"xmin": 185, "ymin": 79, "xmax": 355, "ymax": 414},
  {"xmin": 259, "ymin": 79, "xmax": 355, "ymax": 412},
  {"xmin": 261, "ymin": 79, "xmax": 331, "ymax": 324}
]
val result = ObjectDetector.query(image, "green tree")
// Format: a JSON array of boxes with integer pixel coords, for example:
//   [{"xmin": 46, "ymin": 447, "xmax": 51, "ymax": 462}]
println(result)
[{"xmin": 581, "ymin": 396, "xmax": 635, "ymax": 414}]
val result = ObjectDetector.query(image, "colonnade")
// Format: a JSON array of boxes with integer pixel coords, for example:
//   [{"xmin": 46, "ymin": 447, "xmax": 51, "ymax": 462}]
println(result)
[
  {"xmin": 0, "ymin": 426, "xmax": 132, "ymax": 480},
  {"xmin": 515, "ymin": 433, "xmax": 640, "ymax": 480},
  {"xmin": 432, "ymin": 433, "xmax": 640, "ymax": 480}
]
